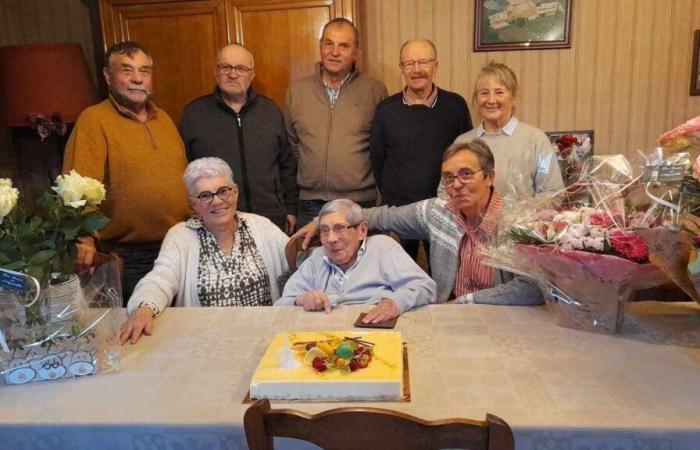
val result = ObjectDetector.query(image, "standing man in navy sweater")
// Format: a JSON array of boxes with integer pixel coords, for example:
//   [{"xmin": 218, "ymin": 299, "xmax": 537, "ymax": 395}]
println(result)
[
  {"xmin": 370, "ymin": 39, "xmax": 472, "ymax": 262},
  {"xmin": 180, "ymin": 44, "xmax": 298, "ymax": 233}
]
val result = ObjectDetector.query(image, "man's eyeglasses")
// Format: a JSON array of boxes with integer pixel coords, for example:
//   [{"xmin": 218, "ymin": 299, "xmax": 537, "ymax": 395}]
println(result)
[
  {"xmin": 441, "ymin": 168, "xmax": 484, "ymax": 186},
  {"xmin": 399, "ymin": 59, "xmax": 436, "ymax": 70},
  {"xmin": 194, "ymin": 186, "xmax": 234, "ymax": 203},
  {"xmin": 319, "ymin": 224, "xmax": 359, "ymax": 237},
  {"xmin": 217, "ymin": 64, "xmax": 254, "ymax": 76}
]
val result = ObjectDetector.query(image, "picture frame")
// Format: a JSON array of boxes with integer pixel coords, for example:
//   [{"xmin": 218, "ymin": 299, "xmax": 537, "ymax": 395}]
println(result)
[
  {"xmin": 474, "ymin": 0, "xmax": 573, "ymax": 52},
  {"xmin": 691, "ymin": 30, "xmax": 700, "ymax": 96},
  {"xmin": 545, "ymin": 129, "xmax": 594, "ymax": 187}
]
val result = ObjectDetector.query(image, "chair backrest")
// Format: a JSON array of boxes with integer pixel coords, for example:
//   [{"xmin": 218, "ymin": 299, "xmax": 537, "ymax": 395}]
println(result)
[
  {"xmin": 244, "ymin": 399, "xmax": 515, "ymax": 450},
  {"xmin": 285, "ymin": 235, "xmax": 321, "ymax": 273}
]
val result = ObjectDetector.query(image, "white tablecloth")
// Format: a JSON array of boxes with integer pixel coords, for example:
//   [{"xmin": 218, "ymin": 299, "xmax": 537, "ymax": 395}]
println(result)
[{"xmin": 1, "ymin": 302, "xmax": 699, "ymax": 450}]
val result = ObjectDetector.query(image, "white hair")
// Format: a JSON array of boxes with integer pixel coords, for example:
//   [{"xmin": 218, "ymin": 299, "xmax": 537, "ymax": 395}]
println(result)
[
  {"xmin": 182, "ymin": 157, "xmax": 234, "ymax": 195},
  {"xmin": 319, "ymin": 199, "xmax": 364, "ymax": 225}
]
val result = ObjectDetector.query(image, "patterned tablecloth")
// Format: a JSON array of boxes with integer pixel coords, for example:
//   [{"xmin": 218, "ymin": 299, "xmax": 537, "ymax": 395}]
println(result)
[{"xmin": 1, "ymin": 302, "xmax": 700, "ymax": 450}]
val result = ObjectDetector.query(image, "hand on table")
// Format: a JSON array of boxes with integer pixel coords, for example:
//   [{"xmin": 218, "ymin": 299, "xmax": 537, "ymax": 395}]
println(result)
[
  {"xmin": 362, "ymin": 298, "xmax": 400, "ymax": 324},
  {"xmin": 291, "ymin": 221, "xmax": 319, "ymax": 250},
  {"xmin": 295, "ymin": 290, "xmax": 332, "ymax": 313},
  {"xmin": 120, "ymin": 306, "xmax": 155, "ymax": 345}
]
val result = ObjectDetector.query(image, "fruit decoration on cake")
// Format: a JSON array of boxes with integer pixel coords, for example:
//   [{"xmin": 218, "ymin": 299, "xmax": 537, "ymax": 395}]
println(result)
[{"xmin": 293, "ymin": 336, "xmax": 374, "ymax": 373}]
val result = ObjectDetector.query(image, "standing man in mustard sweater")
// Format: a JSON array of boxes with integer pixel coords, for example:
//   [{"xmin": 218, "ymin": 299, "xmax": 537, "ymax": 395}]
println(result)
[
  {"xmin": 63, "ymin": 41, "xmax": 191, "ymax": 303},
  {"xmin": 285, "ymin": 18, "xmax": 387, "ymax": 227}
]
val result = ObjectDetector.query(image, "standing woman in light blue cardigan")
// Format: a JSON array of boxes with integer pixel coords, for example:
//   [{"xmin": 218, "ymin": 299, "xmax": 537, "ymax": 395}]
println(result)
[{"xmin": 454, "ymin": 61, "xmax": 564, "ymax": 197}]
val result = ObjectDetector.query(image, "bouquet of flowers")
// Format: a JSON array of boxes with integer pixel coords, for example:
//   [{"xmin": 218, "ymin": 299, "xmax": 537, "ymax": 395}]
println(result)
[
  {"xmin": 0, "ymin": 172, "xmax": 124, "ymax": 386},
  {"xmin": 632, "ymin": 116, "xmax": 700, "ymax": 304},
  {"xmin": 485, "ymin": 155, "xmax": 670, "ymax": 333}
]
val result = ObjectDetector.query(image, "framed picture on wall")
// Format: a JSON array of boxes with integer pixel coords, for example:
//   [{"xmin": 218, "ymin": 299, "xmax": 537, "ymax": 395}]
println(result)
[
  {"xmin": 545, "ymin": 129, "xmax": 593, "ymax": 187},
  {"xmin": 691, "ymin": 30, "xmax": 700, "ymax": 96},
  {"xmin": 474, "ymin": 0, "xmax": 573, "ymax": 52}
]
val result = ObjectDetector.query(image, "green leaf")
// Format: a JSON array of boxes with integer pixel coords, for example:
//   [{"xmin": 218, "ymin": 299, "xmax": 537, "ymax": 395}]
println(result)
[
  {"xmin": 3, "ymin": 261, "xmax": 26, "ymax": 271},
  {"xmin": 29, "ymin": 215, "xmax": 43, "ymax": 230},
  {"xmin": 26, "ymin": 264, "xmax": 48, "ymax": 285},
  {"xmin": 41, "ymin": 239, "xmax": 56, "ymax": 250},
  {"xmin": 28, "ymin": 249, "xmax": 56, "ymax": 265},
  {"xmin": 81, "ymin": 212, "xmax": 110, "ymax": 234}
]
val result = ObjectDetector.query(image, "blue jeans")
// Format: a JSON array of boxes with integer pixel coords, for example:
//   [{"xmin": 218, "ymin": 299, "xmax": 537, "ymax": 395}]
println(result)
[{"xmin": 297, "ymin": 199, "xmax": 376, "ymax": 227}]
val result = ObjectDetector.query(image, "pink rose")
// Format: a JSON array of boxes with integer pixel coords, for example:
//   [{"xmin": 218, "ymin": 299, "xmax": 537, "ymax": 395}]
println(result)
[{"xmin": 659, "ymin": 115, "xmax": 700, "ymax": 146}]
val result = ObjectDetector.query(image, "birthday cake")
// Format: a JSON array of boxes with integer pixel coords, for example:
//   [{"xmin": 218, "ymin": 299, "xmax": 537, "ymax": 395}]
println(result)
[{"xmin": 249, "ymin": 331, "xmax": 403, "ymax": 401}]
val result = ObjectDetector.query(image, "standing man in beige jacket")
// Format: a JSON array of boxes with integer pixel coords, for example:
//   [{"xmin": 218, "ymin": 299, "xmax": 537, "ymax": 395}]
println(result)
[{"xmin": 285, "ymin": 18, "xmax": 387, "ymax": 226}]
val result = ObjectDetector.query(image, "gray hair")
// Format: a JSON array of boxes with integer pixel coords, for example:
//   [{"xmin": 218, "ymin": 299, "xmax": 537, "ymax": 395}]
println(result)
[
  {"xmin": 321, "ymin": 18, "xmax": 360, "ymax": 48},
  {"xmin": 442, "ymin": 139, "xmax": 495, "ymax": 176},
  {"xmin": 182, "ymin": 157, "xmax": 235, "ymax": 195},
  {"xmin": 319, "ymin": 199, "xmax": 364, "ymax": 225},
  {"xmin": 104, "ymin": 41, "xmax": 153, "ymax": 69}
]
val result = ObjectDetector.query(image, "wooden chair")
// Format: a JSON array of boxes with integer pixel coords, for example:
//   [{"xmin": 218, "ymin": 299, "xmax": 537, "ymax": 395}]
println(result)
[{"xmin": 244, "ymin": 398, "xmax": 515, "ymax": 450}]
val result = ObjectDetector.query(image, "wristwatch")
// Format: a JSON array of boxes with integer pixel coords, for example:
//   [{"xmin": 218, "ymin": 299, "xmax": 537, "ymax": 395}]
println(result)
[{"xmin": 138, "ymin": 301, "xmax": 160, "ymax": 317}]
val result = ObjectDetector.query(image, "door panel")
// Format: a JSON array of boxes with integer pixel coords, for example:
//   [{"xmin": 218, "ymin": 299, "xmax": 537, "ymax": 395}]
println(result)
[
  {"xmin": 100, "ymin": 0, "xmax": 229, "ymax": 122},
  {"xmin": 227, "ymin": 0, "xmax": 357, "ymax": 108}
]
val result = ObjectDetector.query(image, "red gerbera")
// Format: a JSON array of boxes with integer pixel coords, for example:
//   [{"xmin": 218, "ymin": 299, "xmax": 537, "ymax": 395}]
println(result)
[{"xmin": 608, "ymin": 230, "xmax": 649, "ymax": 262}]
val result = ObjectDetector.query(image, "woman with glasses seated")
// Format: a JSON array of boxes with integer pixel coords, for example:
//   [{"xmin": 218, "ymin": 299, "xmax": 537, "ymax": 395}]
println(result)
[
  {"xmin": 294, "ymin": 139, "xmax": 542, "ymax": 306},
  {"xmin": 121, "ymin": 157, "xmax": 289, "ymax": 344},
  {"xmin": 452, "ymin": 61, "xmax": 563, "ymax": 197}
]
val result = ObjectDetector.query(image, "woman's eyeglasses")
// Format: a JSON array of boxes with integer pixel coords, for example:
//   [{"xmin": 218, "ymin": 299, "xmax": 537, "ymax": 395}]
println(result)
[{"xmin": 194, "ymin": 186, "xmax": 234, "ymax": 203}]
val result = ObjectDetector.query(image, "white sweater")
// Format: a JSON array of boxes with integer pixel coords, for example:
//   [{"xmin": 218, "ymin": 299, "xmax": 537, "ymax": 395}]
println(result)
[{"xmin": 126, "ymin": 213, "xmax": 289, "ymax": 314}]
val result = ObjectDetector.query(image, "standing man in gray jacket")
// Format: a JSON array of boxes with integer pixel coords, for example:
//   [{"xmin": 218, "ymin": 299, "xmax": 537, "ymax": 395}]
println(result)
[{"xmin": 285, "ymin": 18, "xmax": 387, "ymax": 227}]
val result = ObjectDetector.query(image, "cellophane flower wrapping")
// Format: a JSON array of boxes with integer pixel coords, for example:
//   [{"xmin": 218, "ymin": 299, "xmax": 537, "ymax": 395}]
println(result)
[
  {"xmin": 483, "ymin": 154, "xmax": 670, "ymax": 333},
  {"xmin": 0, "ymin": 256, "xmax": 126, "ymax": 386},
  {"xmin": 630, "ymin": 116, "xmax": 700, "ymax": 303}
]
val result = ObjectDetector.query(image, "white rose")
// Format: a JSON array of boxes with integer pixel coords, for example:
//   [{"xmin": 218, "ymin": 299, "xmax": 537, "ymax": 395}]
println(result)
[
  {"xmin": 0, "ymin": 178, "xmax": 19, "ymax": 219},
  {"xmin": 53, "ymin": 171, "xmax": 106, "ymax": 208},
  {"xmin": 81, "ymin": 177, "xmax": 106, "ymax": 206}
]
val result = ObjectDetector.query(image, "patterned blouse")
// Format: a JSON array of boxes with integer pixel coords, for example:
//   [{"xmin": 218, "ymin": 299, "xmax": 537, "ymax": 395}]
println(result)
[{"xmin": 187, "ymin": 216, "xmax": 272, "ymax": 307}]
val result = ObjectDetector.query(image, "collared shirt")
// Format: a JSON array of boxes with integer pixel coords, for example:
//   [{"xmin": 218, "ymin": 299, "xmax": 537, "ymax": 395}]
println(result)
[
  {"xmin": 448, "ymin": 189, "xmax": 504, "ymax": 296},
  {"xmin": 320, "ymin": 65, "xmax": 352, "ymax": 107},
  {"xmin": 402, "ymin": 84, "xmax": 439, "ymax": 108},
  {"xmin": 474, "ymin": 116, "xmax": 519, "ymax": 137},
  {"xmin": 276, "ymin": 235, "xmax": 436, "ymax": 312},
  {"xmin": 321, "ymin": 239, "xmax": 367, "ymax": 286}
]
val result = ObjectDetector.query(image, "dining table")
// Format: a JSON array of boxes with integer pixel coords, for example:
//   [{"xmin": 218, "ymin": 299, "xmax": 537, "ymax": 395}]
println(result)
[{"xmin": 1, "ymin": 301, "xmax": 699, "ymax": 450}]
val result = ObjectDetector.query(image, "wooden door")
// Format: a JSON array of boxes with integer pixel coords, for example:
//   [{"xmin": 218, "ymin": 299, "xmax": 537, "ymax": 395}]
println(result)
[
  {"xmin": 100, "ymin": 0, "xmax": 229, "ymax": 123},
  {"xmin": 226, "ymin": 0, "xmax": 358, "ymax": 108}
]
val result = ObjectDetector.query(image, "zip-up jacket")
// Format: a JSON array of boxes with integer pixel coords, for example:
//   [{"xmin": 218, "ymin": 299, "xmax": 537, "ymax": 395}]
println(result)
[
  {"xmin": 285, "ymin": 63, "xmax": 387, "ymax": 202},
  {"xmin": 180, "ymin": 88, "xmax": 298, "ymax": 228}
]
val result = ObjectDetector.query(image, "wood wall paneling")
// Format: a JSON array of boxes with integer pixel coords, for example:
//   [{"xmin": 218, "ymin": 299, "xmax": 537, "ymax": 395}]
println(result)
[
  {"xmin": 227, "ymin": 1, "xmax": 331, "ymax": 107},
  {"xmin": 361, "ymin": 0, "xmax": 700, "ymax": 156}
]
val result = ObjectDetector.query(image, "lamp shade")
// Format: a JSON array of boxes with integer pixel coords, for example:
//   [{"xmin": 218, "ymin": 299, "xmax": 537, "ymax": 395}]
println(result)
[{"xmin": 0, "ymin": 43, "xmax": 98, "ymax": 127}]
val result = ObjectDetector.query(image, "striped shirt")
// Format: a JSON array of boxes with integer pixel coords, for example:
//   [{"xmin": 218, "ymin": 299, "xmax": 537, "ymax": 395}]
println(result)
[{"xmin": 448, "ymin": 190, "xmax": 503, "ymax": 296}]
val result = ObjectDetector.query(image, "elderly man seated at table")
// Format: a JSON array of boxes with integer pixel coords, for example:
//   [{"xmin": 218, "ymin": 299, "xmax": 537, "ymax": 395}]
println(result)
[
  {"xmin": 294, "ymin": 139, "xmax": 542, "ymax": 305},
  {"xmin": 275, "ymin": 199, "xmax": 436, "ymax": 323},
  {"xmin": 121, "ymin": 157, "xmax": 289, "ymax": 344}
]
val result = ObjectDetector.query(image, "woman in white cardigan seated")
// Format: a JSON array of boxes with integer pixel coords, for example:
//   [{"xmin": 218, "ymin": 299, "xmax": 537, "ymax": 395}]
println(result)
[{"xmin": 121, "ymin": 157, "xmax": 289, "ymax": 344}]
